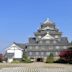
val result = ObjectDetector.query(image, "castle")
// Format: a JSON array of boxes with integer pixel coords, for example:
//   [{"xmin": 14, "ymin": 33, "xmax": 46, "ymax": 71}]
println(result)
[{"xmin": 5, "ymin": 18, "xmax": 69, "ymax": 62}]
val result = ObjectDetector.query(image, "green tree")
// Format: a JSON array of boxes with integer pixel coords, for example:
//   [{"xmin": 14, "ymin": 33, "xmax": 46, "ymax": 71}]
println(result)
[
  {"xmin": 22, "ymin": 52, "xmax": 31, "ymax": 63},
  {"xmin": 46, "ymin": 53, "xmax": 54, "ymax": 63}
]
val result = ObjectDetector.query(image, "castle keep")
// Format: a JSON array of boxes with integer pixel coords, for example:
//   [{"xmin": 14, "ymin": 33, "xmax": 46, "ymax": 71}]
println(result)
[{"xmin": 26, "ymin": 18, "xmax": 69, "ymax": 62}]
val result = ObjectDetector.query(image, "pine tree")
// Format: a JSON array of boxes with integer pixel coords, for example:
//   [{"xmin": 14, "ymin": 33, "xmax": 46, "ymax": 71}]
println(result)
[
  {"xmin": 22, "ymin": 51, "xmax": 31, "ymax": 63},
  {"xmin": 46, "ymin": 53, "xmax": 54, "ymax": 63}
]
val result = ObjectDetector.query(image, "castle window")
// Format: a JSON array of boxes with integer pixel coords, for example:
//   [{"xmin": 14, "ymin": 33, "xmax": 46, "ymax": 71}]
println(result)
[
  {"xmin": 36, "ymin": 52, "xmax": 39, "ymax": 55},
  {"xmin": 35, "ymin": 46, "xmax": 38, "ymax": 49},
  {"xmin": 41, "ymin": 52, "xmax": 44, "ymax": 55},
  {"xmin": 46, "ymin": 52, "xmax": 50, "ymax": 56},
  {"xmin": 46, "ymin": 29, "xmax": 50, "ymax": 31},
  {"xmin": 33, "ymin": 38, "xmax": 36, "ymax": 40},
  {"xmin": 63, "ymin": 46, "xmax": 67, "ymax": 49},
  {"xmin": 56, "ymin": 46, "xmax": 60, "ymax": 49},
  {"xmin": 29, "ymin": 52, "xmax": 32, "ymax": 55}
]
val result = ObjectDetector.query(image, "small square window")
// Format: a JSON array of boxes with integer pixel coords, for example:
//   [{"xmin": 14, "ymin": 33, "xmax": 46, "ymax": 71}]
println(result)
[
  {"xmin": 36, "ymin": 52, "xmax": 39, "ymax": 55},
  {"xmin": 46, "ymin": 52, "xmax": 50, "ymax": 56},
  {"xmin": 56, "ymin": 46, "xmax": 60, "ymax": 49},
  {"xmin": 35, "ymin": 46, "xmax": 38, "ymax": 49},
  {"xmin": 63, "ymin": 46, "xmax": 67, "ymax": 49},
  {"xmin": 29, "ymin": 52, "xmax": 32, "ymax": 55},
  {"xmin": 41, "ymin": 52, "xmax": 44, "ymax": 55}
]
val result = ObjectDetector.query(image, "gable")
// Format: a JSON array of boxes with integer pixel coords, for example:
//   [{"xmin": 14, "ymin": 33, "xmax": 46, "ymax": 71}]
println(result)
[
  {"xmin": 7, "ymin": 44, "xmax": 23, "ymax": 50},
  {"xmin": 42, "ymin": 33, "xmax": 54, "ymax": 39}
]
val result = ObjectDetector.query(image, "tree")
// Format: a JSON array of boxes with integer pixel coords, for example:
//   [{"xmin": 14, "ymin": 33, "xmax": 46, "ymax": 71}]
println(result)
[
  {"xmin": 46, "ymin": 53, "xmax": 54, "ymax": 63},
  {"xmin": 59, "ymin": 47, "xmax": 72, "ymax": 64},
  {"xmin": 22, "ymin": 51, "xmax": 31, "ymax": 63},
  {"xmin": 0, "ymin": 54, "xmax": 3, "ymax": 62}
]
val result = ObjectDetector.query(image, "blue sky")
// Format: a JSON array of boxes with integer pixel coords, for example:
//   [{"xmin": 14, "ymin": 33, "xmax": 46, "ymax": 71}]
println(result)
[{"xmin": 0, "ymin": 0, "xmax": 72, "ymax": 52}]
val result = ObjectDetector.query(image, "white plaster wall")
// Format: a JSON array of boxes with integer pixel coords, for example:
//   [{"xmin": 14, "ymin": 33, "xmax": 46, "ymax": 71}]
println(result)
[
  {"xmin": 42, "ymin": 33, "xmax": 54, "ymax": 39},
  {"xmin": 6, "ymin": 43, "xmax": 23, "ymax": 60},
  {"xmin": 7, "ymin": 50, "xmax": 14, "ymax": 53},
  {"xmin": 14, "ymin": 50, "xmax": 23, "ymax": 58},
  {"xmin": 7, "ymin": 50, "xmax": 23, "ymax": 58}
]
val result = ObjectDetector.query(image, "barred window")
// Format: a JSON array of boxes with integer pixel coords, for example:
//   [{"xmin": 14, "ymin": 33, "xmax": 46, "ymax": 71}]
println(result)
[{"xmin": 29, "ymin": 52, "xmax": 32, "ymax": 55}]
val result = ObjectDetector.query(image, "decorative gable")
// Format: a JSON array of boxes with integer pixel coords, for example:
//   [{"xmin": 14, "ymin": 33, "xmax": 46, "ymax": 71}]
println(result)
[{"xmin": 42, "ymin": 33, "xmax": 54, "ymax": 39}]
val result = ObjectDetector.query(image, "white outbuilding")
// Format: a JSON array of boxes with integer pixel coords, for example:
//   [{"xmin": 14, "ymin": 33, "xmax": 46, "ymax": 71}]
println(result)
[{"xmin": 4, "ymin": 42, "xmax": 25, "ymax": 63}]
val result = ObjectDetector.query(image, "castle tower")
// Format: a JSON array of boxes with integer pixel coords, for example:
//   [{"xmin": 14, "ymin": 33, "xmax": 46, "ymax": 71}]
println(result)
[
  {"xmin": 35, "ymin": 18, "xmax": 62, "ymax": 40},
  {"xmin": 27, "ymin": 18, "xmax": 69, "ymax": 62}
]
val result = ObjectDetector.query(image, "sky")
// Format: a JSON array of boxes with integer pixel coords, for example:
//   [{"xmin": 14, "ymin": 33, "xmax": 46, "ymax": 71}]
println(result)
[{"xmin": 0, "ymin": 0, "xmax": 72, "ymax": 53}]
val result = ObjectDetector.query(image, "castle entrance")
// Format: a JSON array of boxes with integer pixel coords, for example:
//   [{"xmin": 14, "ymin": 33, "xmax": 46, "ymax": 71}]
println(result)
[{"xmin": 36, "ymin": 58, "xmax": 43, "ymax": 62}]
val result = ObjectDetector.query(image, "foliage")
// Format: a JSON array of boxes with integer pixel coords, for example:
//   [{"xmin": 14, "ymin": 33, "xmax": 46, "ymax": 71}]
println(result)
[
  {"xmin": 54, "ymin": 58, "xmax": 68, "ymax": 64},
  {"xmin": 59, "ymin": 47, "xmax": 72, "ymax": 64},
  {"xmin": 46, "ymin": 53, "xmax": 54, "ymax": 63},
  {"xmin": 0, "ymin": 54, "xmax": 3, "ymax": 62},
  {"xmin": 22, "ymin": 52, "xmax": 31, "ymax": 63},
  {"xmin": 12, "ymin": 60, "xmax": 20, "ymax": 63}
]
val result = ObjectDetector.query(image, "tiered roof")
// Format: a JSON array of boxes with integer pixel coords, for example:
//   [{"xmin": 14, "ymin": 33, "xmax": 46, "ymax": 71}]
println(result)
[{"xmin": 34, "ymin": 18, "xmax": 62, "ymax": 39}]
